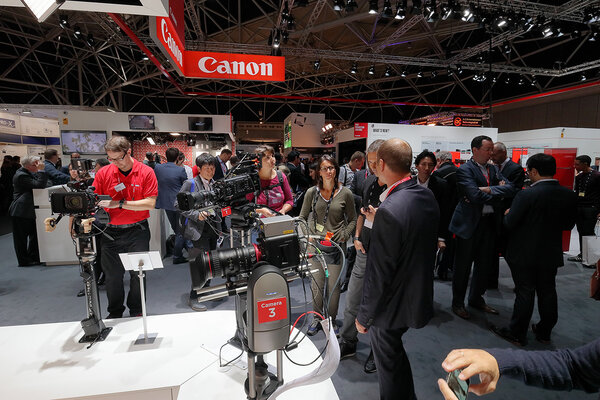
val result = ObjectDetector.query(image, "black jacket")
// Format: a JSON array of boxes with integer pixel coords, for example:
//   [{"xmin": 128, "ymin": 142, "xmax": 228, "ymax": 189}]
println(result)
[
  {"xmin": 504, "ymin": 180, "xmax": 577, "ymax": 267},
  {"xmin": 351, "ymin": 168, "xmax": 369, "ymax": 212},
  {"xmin": 9, "ymin": 167, "xmax": 48, "ymax": 219},
  {"xmin": 427, "ymin": 174, "xmax": 451, "ymax": 240},
  {"xmin": 499, "ymin": 159, "xmax": 525, "ymax": 210},
  {"xmin": 358, "ymin": 177, "xmax": 439, "ymax": 329}
]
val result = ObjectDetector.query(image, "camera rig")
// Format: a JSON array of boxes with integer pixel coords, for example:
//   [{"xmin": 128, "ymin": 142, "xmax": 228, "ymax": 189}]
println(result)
[
  {"xmin": 177, "ymin": 153, "xmax": 341, "ymax": 399},
  {"xmin": 44, "ymin": 159, "xmax": 112, "ymax": 345}
]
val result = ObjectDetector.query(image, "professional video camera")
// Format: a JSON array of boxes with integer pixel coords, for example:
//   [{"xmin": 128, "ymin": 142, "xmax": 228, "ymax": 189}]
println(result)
[{"xmin": 45, "ymin": 158, "xmax": 112, "ymax": 345}]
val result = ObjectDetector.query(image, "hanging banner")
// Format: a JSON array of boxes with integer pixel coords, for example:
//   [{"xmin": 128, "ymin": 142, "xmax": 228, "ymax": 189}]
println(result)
[
  {"xmin": 354, "ymin": 122, "xmax": 368, "ymax": 138},
  {"xmin": 168, "ymin": 0, "xmax": 185, "ymax": 46},
  {"xmin": 150, "ymin": 16, "xmax": 186, "ymax": 75},
  {"xmin": 184, "ymin": 51, "xmax": 285, "ymax": 81}
]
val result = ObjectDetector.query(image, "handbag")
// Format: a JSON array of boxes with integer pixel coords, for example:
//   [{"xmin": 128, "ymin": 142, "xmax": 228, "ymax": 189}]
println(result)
[{"xmin": 591, "ymin": 262, "xmax": 600, "ymax": 301}]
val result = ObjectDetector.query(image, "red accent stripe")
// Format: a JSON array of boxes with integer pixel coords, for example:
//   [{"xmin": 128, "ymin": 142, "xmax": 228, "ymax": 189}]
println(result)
[{"xmin": 205, "ymin": 251, "xmax": 212, "ymax": 277}]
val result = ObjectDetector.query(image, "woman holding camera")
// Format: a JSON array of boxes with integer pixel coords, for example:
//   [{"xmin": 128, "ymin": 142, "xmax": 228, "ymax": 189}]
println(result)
[
  {"xmin": 299, "ymin": 155, "xmax": 356, "ymax": 336},
  {"xmin": 246, "ymin": 145, "xmax": 294, "ymax": 217}
]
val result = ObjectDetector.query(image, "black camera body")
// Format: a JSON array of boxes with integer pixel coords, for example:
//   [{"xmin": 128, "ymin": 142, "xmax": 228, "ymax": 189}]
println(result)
[{"xmin": 177, "ymin": 172, "xmax": 260, "ymax": 211}]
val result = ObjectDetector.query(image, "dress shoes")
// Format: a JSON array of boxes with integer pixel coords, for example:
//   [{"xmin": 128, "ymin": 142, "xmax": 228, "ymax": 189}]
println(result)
[
  {"xmin": 583, "ymin": 263, "xmax": 596, "ymax": 269},
  {"xmin": 339, "ymin": 341, "xmax": 357, "ymax": 360},
  {"xmin": 452, "ymin": 305, "xmax": 470, "ymax": 320},
  {"xmin": 188, "ymin": 296, "xmax": 207, "ymax": 312},
  {"xmin": 172, "ymin": 257, "xmax": 188, "ymax": 265},
  {"xmin": 567, "ymin": 254, "xmax": 582, "ymax": 262},
  {"xmin": 19, "ymin": 261, "xmax": 42, "ymax": 267},
  {"xmin": 490, "ymin": 324, "xmax": 527, "ymax": 347},
  {"xmin": 469, "ymin": 302, "xmax": 499, "ymax": 315},
  {"xmin": 364, "ymin": 350, "xmax": 377, "ymax": 374},
  {"xmin": 531, "ymin": 323, "xmax": 551, "ymax": 344}
]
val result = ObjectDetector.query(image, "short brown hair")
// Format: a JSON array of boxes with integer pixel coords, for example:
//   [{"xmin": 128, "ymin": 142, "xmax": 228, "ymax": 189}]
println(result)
[
  {"xmin": 105, "ymin": 135, "xmax": 131, "ymax": 153},
  {"xmin": 255, "ymin": 145, "xmax": 274, "ymax": 160},
  {"xmin": 220, "ymin": 148, "xmax": 232, "ymax": 155},
  {"xmin": 350, "ymin": 151, "xmax": 365, "ymax": 162},
  {"xmin": 44, "ymin": 149, "xmax": 58, "ymax": 160},
  {"xmin": 377, "ymin": 139, "xmax": 412, "ymax": 174}
]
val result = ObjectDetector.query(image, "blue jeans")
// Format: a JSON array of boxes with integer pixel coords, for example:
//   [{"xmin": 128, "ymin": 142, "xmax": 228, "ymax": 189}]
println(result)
[{"xmin": 164, "ymin": 209, "xmax": 185, "ymax": 259}]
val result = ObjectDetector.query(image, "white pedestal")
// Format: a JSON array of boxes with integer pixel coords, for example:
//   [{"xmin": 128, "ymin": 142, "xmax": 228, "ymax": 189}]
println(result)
[{"xmin": 0, "ymin": 311, "xmax": 338, "ymax": 400}]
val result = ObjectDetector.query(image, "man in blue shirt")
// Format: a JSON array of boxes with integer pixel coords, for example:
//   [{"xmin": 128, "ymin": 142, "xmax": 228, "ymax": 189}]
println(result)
[
  {"xmin": 43, "ymin": 149, "xmax": 70, "ymax": 186},
  {"xmin": 154, "ymin": 148, "xmax": 188, "ymax": 263}
]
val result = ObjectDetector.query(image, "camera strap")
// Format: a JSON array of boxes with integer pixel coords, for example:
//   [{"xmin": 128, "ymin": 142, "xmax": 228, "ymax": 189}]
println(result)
[{"xmin": 261, "ymin": 170, "xmax": 284, "ymax": 208}]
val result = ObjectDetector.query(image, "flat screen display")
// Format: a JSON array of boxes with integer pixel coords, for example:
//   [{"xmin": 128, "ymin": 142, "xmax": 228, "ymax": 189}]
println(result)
[
  {"xmin": 60, "ymin": 131, "xmax": 107, "ymax": 154},
  {"xmin": 188, "ymin": 117, "xmax": 213, "ymax": 131},
  {"xmin": 128, "ymin": 115, "xmax": 155, "ymax": 130}
]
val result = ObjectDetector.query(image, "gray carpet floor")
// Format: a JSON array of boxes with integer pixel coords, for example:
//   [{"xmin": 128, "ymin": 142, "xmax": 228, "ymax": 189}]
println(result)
[{"xmin": 1, "ymin": 230, "xmax": 599, "ymax": 399}]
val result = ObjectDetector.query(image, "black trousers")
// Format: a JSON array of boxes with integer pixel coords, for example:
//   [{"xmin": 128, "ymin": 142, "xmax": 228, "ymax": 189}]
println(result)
[
  {"xmin": 94, "ymin": 231, "xmax": 103, "ymax": 281},
  {"xmin": 370, "ymin": 326, "xmax": 415, "ymax": 400},
  {"xmin": 438, "ymin": 236, "xmax": 456, "ymax": 277},
  {"xmin": 452, "ymin": 215, "xmax": 496, "ymax": 308},
  {"xmin": 12, "ymin": 216, "xmax": 39, "ymax": 266},
  {"xmin": 101, "ymin": 221, "xmax": 150, "ymax": 317},
  {"xmin": 576, "ymin": 206, "xmax": 597, "ymax": 256},
  {"xmin": 508, "ymin": 262, "xmax": 558, "ymax": 340}
]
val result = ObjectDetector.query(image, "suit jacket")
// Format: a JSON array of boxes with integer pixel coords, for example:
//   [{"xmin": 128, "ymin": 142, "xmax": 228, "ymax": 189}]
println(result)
[
  {"xmin": 449, "ymin": 159, "xmax": 517, "ymax": 239},
  {"xmin": 153, "ymin": 162, "xmax": 187, "ymax": 211},
  {"xmin": 351, "ymin": 168, "xmax": 370, "ymax": 212},
  {"xmin": 286, "ymin": 162, "xmax": 310, "ymax": 192},
  {"xmin": 504, "ymin": 180, "xmax": 577, "ymax": 267},
  {"xmin": 357, "ymin": 177, "xmax": 439, "ymax": 330},
  {"xmin": 433, "ymin": 161, "xmax": 459, "ymax": 208},
  {"xmin": 213, "ymin": 157, "xmax": 228, "ymax": 181},
  {"xmin": 9, "ymin": 168, "xmax": 48, "ymax": 219},
  {"xmin": 427, "ymin": 174, "xmax": 451, "ymax": 240},
  {"xmin": 499, "ymin": 159, "xmax": 525, "ymax": 210},
  {"xmin": 44, "ymin": 160, "xmax": 70, "ymax": 186},
  {"xmin": 175, "ymin": 176, "xmax": 219, "ymax": 242}
]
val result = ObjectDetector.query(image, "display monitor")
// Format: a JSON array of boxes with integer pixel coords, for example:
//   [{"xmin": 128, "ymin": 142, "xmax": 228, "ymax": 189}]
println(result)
[
  {"xmin": 60, "ymin": 131, "xmax": 107, "ymax": 154},
  {"xmin": 188, "ymin": 116, "xmax": 213, "ymax": 131},
  {"xmin": 128, "ymin": 115, "xmax": 155, "ymax": 130}
]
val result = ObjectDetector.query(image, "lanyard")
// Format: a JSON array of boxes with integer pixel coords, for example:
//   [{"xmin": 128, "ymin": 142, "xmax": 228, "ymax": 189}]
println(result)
[
  {"xmin": 577, "ymin": 172, "xmax": 592, "ymax": 194},
  {"xmin": 383, "ymin": 175, "xmax": 412, "ymax": 200},
  {"xmin": 116, "ymin": 170, "xmax": 137, "ymax": 201},
  {"xmin": 473, "ymin": 160, "xmax": 490, "ymax": 186},
  {"xmin": 312, "ymin": 186, "xmax": 337, "ymax": 230}
]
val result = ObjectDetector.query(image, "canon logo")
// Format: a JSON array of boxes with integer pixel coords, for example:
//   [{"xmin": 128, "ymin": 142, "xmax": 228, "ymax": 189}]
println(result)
[
  {"xmin": 161, "ymin": 18, "xmax": 183, "ymax": 66},
  {"xmin": 198, "ymin": 57, "xmax": 274, "ymax": 77},
  {"xmin": 260, "ymin": 300, "xmax": 282, "ymax": 308}
]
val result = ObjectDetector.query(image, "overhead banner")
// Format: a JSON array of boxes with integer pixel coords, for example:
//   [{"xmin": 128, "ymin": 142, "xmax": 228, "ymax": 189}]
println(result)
[
  {"xmin": 354, "ymin": 122, "xmax": 368, "ymax": 138},
  {"xmin": 169, "ymin": 0, "xmax": 185, "ymax": 46},
  {"xmin": 150, "ymin": 12, "xmax": 285, "ymax": 82}
]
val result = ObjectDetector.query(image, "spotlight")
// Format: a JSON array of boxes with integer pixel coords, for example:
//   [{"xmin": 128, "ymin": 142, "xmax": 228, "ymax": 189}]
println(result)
[
  {"xmin": 401, "ymin": 69, "xmax": 407, "ymax": 77},
  {"xmin": 272, "ymin": 30, "xmax": 281, "ymax": 48},
  {"xmin": 147, "ymin": 136, "xmax": 155, "ymax": 145},
  {"xmin": 385, "ymin": 66, "xmax": 393, "ymax": 77},
  {"xmin": 417, "ymin": 70, "xmax": 423, "ymax": 78},
  {"xmin": 518, "ymin": 75, "xmax": 525, "ymax": 85},
  {"xmin": 503, "ymin": 41, "xmax": 511, "ymax": 54},
  {"xmin": 504, "ymin": 75, "xmax": 511, "ymax": 84},
  {"xmin": 369, "ymin": 0, "xmax": 378, "ymax": 14},
  {"xmin": 73, "ymin": 25, "xmax": 82, "ymax": 40},
  {"xmin": 368, "ymin": 65, "xmax": 375, "ymax": 75},
  {"xmin": 431, "ymin": 70, "xmax": 437, "ymax": 78},
  {"xmin": 395, "ymin": 0, "xmax": 407, "ymax": 19},
  {"xmin": 542, "ymin": 25, "xmax": 554, "ymax": 38},
  {"xmin": 581, "ymin": 73, "xmax": 587, "ymax": 81},
  {"xmin": 424, "ymin": 0, "xmax": 438, "ymax": 22},
  {"xmin": 86, "ymin": 34, "xmax": 95, "ymax": 47},
  {"xmin": 440, "ymin": 1, "xmax": 453, "ymax": 20},
  {"xmin": 473, "ymin": 71, "xmax": 486, "ymax": 82},
  {"xmin": 346, "ymin": 0, "xmax": 358, "ymax": 12},
  {"xmin": 447, "ymin": 68, "xmax": 454, "ymax": 76},
  {"xmin": 141, "ymin": 55, "xmax": 149, "ymax": 61},
  {"xmin": 589, "ymin": 30, "xmax": 598, "ymax": 42},
  {"xmin": 59, "ymin": 15, "xmax": 69, "ymax": 29},
  {"xmin": 530, "ymin": 76, "xmax": 537, "ymax": 86},
  {"xmin": 456, "ymin": 64, "xmax": 463, "ymax": 74},
  {"xmin": 383, "ymin": 0, "xmax": 394, "ymax": 18},
  {"xmin": 350, "ymin": 63, "xmax": 358, "ymax": 74},
  {"xmin": 287, "ymin": 15, "xmax": 295, "ymax": 30},
  {"xmin": 282, "ymin": 30, "xmax": 289, "ymax": 44},
  {"xmin": 333, "ymin": 0, "xmax": 344, "ymax": 11},
  {"xmin": 495, "ymin": 14, "xmax": 508, "ymax": 28},
  {"xmin": 282, "ymin": 2, "xmax": 290, "ymax": 20},
  {"xmin": 461, "ymin": 3, "xmax": 474, "ymax": 22},
  {"xmin": 313, "ymin": 60, "xmax": 321, "ymax": 71}
]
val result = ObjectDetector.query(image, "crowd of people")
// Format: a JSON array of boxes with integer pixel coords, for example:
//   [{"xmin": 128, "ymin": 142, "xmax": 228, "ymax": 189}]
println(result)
[{"xmin": 4, "ymin": 135, "xmax": 599, "ymax": 399}]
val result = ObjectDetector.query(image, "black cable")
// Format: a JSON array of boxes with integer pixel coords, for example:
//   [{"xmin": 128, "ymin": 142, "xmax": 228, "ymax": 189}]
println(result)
[
  {"xmin": 284, "ymin": 328, "xmax": 331, "ymax": 367},
  {"xmin": 218, "ymin": 340, "xmax": 244, "ymax": 368}
]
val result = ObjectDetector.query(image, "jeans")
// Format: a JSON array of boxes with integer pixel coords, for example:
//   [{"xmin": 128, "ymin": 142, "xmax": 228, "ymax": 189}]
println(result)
[
  {"xmin": 340, "ymin": 248, "xmax": 367, "ymax": 343},
  {"xmin": 310, "ymin": 248, "xmax": 343, "ymax": 321}
]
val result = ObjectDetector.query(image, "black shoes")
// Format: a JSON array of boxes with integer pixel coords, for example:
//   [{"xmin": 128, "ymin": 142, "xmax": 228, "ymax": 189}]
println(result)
[
  {"xmin": 173, "ymin": 257, "xmax": 188, "ymax": 265},
  {"xmin": 532, "ymin": 323, "xmax": 551, "ymax": 344},
  {"xmin": 339, "ymin": 341, "xmax": 357, "ymax": 360},
  {"xmin": 567, "ymin": 254, "xmax": 582, "ymax": 262},
  {"xmin": 19, "ymin": 261, "xmax": 41, "ymax": 267},
  {"xmin": 452, "ymin": 305, "xmax": 471, "ymax": 320},
  {"xmin": 364, "ymin": 350, "xmax": 377, "ymax": 373},
  {"xmin": 490, "ymin": 324, "xmax": 527, "ymax": 347},
  {"xmin": 469, "ymin": 302, "xmax": 499, "ymax": 315},
  {"xmin": 307, "ymin": 319, "xmax": 322, "ymax": 336}
]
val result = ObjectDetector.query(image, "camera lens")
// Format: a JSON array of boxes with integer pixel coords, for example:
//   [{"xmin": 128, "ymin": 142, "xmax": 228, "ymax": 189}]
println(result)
[
  {"xmin": 189, "ymin": 244, "xmax": 261, "ymax": 289},
  {"xmin": 66, "ymin": 196, "xmax": 82, "ymax": 210}
]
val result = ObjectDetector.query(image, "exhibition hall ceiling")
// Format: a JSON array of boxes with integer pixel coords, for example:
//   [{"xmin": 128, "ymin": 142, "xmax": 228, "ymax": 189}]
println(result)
[{"xmin": 0, "ymin": 0, "xmax": 599, "ymax": 125}]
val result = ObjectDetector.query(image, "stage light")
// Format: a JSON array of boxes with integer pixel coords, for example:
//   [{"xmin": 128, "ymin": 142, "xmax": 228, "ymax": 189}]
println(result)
[
  {"xmin": 282, "ymin": 30, "xmax": 289, "ymax": 44},
  {"xmin": 581, "ymin": 73, "xmax": 587, "ymax": 81},
  {"xmin": 505, "ymin": 75, "xmax": 511, "ymax": 84},
  {"xmin": 313, "ymin": 60, "xmax": 321, "ymax": 71},
  {"xmin": 350, "ymin": 63, "xmax": 358, "ymax": 74},
  {"xmin": 430, "ymin": 70, "xmax": 437, "ymax": 78},
  {"xmin": 368, "ymin": 65, "xmax": 375, "ymax": 75},
  {"xmin": 147, "ymin": 137, "xmax": 155, "ymax": 145},
  {"xmin": 542, "ymin": 25, "xmax": 554, "ymax": 38},
  {"xmin": 333, "ymin": 0, "xmax": 344, "ymax": 11},
  {"xmin": 424, "ymin": 0, "xmax": 438, "ymax": 22},
  {"xmin": 282, "ymin": 2, "xmax": 290, "ymax": 20},
  {"xmin": 21, "ymin": 0, "xmax": 65, "ymax": 23},
  {"xmin": 383, "ymin": 0, "xmax": 394, "ymax": 18},
  {"xmin": 58, "ymin": 14, "xmax": 69, "ymax": 29},
  {"xmin": 417, "ymin": 70, "xmax": 423, "ymax": 78},
  {"xmin": 461, "ymin": 3, "xmax": 474, "ymax": 22},
  {"xmin": 369, "ymin": 0, "xmax": 378, "ymax": 14},
  {"xmin": 456, "ymin": 64, "xmax": 463, "ymax": 74},
  {"xmin": 518, "ymin": 75, "xmax": 525, "ymax": 85},
  {"xmin": 496, "ymin": 14, "xmax": 508, "ymax": 28},
  {"xmin": 401, "ymin": 69, "xmax": 407, "ymax": 77},
  {"xmin": 440, "ymin": 2, "xmax": 453, "ymax": 20},
  {"xmin": 86, "ymin": 33, "xmax": 94, "ymax": 47},
  {"xmin": 530, "ymin": 77, "xmax": 537, "ymax": 86},
  {"xmin": 503, "ymin": 41, "xmax": 511, "ymax": 54},
  {"xmin": 385, "ymin": 66, "xmax": 393, "ymax": 77},
  {"xmin": 272, "ymin": 30, "xmax": 281, "ymax": 48},
  {"xmin": 395, "ymin": 0, "xmax": 407, "ymax": 19},
  {"xmin": 73, "ymin": 25, "xmax": 82, "ymax": 40}
]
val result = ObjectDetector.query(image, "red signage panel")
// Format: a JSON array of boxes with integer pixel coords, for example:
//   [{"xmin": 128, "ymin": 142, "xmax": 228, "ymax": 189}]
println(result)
[
  {"xmin": 168, "ymin": 0, "xmax": 185, "ymax": 46},
  {"xmin": 184, "ymin": 51, "xmax": 285, "ymax": 81},
  {"xmin": 354, "ymin": 122, "xmax": 368, "ymax": 138},
  {"xmin": 257, "ymin": 297, "xmax": 287, "ymax": 324},
  {"xmin": 155, "ymin": 17, "xmax": 185, "ymax": 73}
]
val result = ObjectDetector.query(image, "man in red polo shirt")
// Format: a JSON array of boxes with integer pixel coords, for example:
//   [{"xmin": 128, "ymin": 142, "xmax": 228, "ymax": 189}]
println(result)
[{"xmin": 95, "ymin": 136, "xmax": 158, "ymax": 318}]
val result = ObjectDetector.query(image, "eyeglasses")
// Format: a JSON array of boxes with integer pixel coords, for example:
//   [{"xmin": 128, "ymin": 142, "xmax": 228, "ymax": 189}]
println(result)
[
  {"xmin": 320, "ymin": 166, "xmax": 335, "ymax": 172},
  {"xmin": 107, "ymin": 153, "xmax": 126, "ymax": 162}
]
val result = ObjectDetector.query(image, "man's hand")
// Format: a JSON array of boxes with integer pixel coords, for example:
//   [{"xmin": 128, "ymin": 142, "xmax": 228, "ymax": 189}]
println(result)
[
  {"xmin": 256, "ymin": 207, "xmax": 276, "ymax": 217},
  {"xmin": 499, "ymin": 180, "xmax": 506, "ymax": 186},
  {"xmin": 438, "ymin": 240, "xmax": 446, "ymax": 251},
  {"xmin": 479, "ymin": 186, "xmax": 492, "ymax": 194},
  {"xmin": 504, "ymin": 208, "xmax": 510, "ymax": 216},
  {"xmin": 355, "ymin": 318, "xmax": 368, "ymax": 334},
  {"xmin": 355, "ymin": 239, "xmax": 366, "ymax": 254},
  {"xmin": 198, "ymin": 211, "xmax": 210, "ymax": 221},
  {"xmin": 98, "ymin": 200, "xmax": 119, "ymax": 209},
  {"xmin": 36, "ymin": 160, "xmax": 45, "ymax": 171},
  {"xmin": 439, "ymin": 349, "xmax": 500, "ymax": 397},
  {"xmin": 437, "ymin": 379, "xmax": 459, "ymax": 400},
  {"xmin": 361, "ymin": 205, "xmax": 378, "ymax": 223}
]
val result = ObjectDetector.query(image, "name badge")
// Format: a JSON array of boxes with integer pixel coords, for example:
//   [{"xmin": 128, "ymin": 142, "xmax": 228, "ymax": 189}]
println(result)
[
  {"xmin": 579, "ymin": 192, "xmax": 586, "ymax": 197},
  {"xmin": 114, "ymin": 183, "xmax": 126, "ymax": 192},
  {"xmin": 315, "ymin": 223, "xmax": 325, "ymax": 232}
]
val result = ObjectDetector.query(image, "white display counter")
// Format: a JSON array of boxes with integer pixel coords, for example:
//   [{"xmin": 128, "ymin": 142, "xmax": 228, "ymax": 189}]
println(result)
[
  {"xmin": 33, "ymin": 187, "xmax": 166, "ymax": 265},
  {"xmin": 0, "ymin": 311, "xmax": 338, "ymax": 400}
]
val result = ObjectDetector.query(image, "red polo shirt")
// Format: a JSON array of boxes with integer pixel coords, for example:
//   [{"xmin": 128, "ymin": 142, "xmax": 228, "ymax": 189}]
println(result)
[{"xmin": 94, "ymin": 158, "xmax": 158, "ymax": 226}]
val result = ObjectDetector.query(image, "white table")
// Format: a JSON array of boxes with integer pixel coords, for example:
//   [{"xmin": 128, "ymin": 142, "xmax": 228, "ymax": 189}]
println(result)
[{"xmin": 0, "ymin": 311, "xmax": 338, "ymax": 400}]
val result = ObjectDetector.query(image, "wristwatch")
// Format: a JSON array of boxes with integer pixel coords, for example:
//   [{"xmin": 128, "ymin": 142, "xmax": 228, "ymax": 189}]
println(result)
[
  {"xmin": 354, "ymin": 236, "xmax": 360, "ymax": 241},
  {"xmin": 119, "ymin": 199, "xmax": 124, "ymax": 209}
]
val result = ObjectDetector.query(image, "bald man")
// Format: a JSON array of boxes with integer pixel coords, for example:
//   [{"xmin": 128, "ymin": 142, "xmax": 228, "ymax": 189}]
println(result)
[{"xmin": 356, "ymin": 138, "xmax": 440, "ymax": 400}]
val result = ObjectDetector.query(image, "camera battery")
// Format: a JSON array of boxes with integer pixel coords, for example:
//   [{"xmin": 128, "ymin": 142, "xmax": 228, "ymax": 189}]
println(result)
[{"xmin": 259, "ymin": 215, "xmax": 295, "ymax": 238}]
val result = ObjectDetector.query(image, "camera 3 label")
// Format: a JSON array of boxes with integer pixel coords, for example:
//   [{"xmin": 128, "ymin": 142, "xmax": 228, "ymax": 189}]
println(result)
[{"xmin": 257, "ymin": 297, "xmax": 287, "ymax": 324}]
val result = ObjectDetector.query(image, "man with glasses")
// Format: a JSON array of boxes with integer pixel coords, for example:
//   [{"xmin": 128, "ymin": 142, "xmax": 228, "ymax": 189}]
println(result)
[{"xmin": 94, "ymin": 136, "xmax": 158, "ymax": 318}]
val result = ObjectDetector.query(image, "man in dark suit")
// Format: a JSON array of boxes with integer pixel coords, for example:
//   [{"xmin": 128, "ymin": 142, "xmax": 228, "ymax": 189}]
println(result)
[
  {"xmin": 449, "ymin": 135, "xmax": 517, "ymax": 320},
  {"xmin": 9, "ymin": 156, "xmax": 47, "ymax": 266},
  {"xmin": 489, "ymin": 142, "xmax": 525, "ymax": 288},
  {"xmin": 43, "ymin": 149, "xmax": 70, "ymax": 186},
  {"xmin": 434, "ymin": 151, "xmax": 459, "ymax": 280},
  {"xmin": 490, "ymin": 153, "xmax": 577, "ymax": 346},
  {"xmin": 415, "ymin": 150, "xmax": 451, "ymax": 264},
  {"xmin": 285, "ymin": 150, "xmax": 310, "ymax": 193},
  {"xmin": 356, "ymin": 138, "xmax": 439, "ymax": 400},
  {"xmin": 154, "ymin": 148, "xmax": 188, "ymax": 264},
  {"xmin": 212, "ymin": 148, "xmax": 232, "ymax": 181}
]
